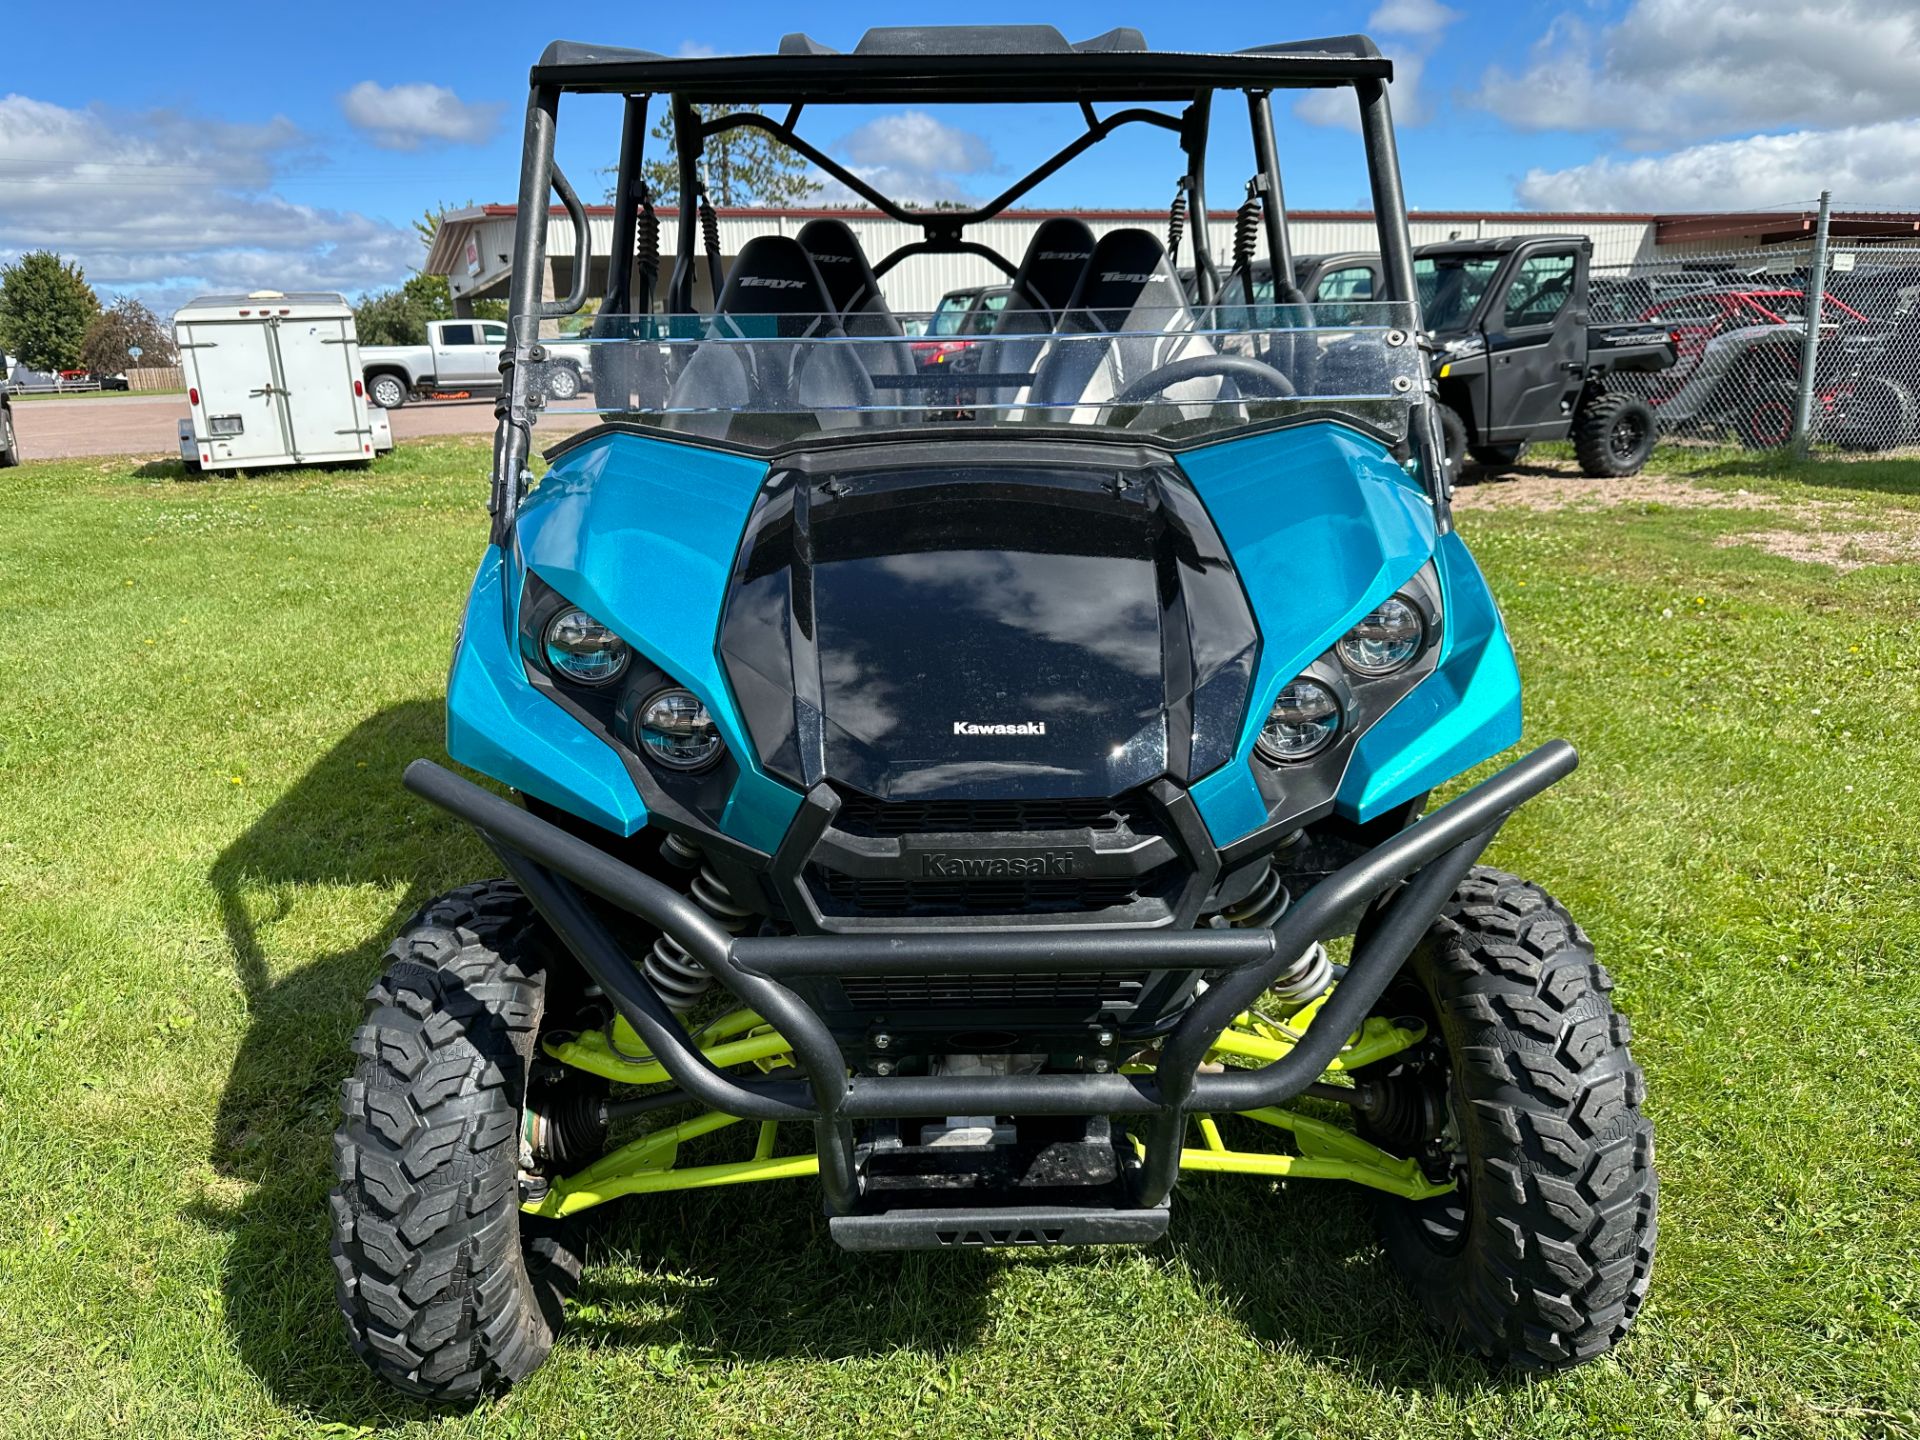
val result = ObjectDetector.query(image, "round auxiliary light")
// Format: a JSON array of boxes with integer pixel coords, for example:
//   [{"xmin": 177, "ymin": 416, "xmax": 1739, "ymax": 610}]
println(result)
[
  {"xmin": 1256, "ymin": 678, "xmax": 1342, "ymax": 762},
  {"xmin": 636, "ymin": 688, "xmax": 724, "ymax": 772},
  {"xmin": 543, "ymin": 608, "xmax": 630, "ymax": 685},
  {"xmin": 1337, "ymin": 595, "xmax": 1424, "ymax": 676}
]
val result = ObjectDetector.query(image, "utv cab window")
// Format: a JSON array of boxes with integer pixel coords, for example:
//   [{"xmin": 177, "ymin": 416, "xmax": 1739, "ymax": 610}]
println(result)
[
  {"xmin": 959, "ymin": 290, "xmax": 1009, "ymax": 335},
  {"xmin": 927, "ymin": 294, "xmax": 977, "ymax": 336},
  {"xmin": 1313, "ymin": 265, "xmax": 1375, "ymax": 325},
  {"xmin": 1503, "ymin": 252, "xmax": 1577, "ymax": 329},
  {"xmin": 1415, "ymin": 255, "xmax": 1502, "ymax": 331}
]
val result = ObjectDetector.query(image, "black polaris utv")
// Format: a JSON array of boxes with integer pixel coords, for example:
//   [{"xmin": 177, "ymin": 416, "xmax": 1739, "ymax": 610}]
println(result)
[
  {"xmin": 329, "ymin": 24, "xmax": 1657, "ymax": 1400},
  {"xmin": 1420, "ymin": 235, "xmax": 1677, "ymax": 478}
]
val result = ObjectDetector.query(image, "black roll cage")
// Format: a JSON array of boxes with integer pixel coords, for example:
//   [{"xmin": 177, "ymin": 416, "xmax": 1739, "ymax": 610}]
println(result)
[{"xmin": 488, "ymin": 33, "xmax": 1434, "ymax": 542}]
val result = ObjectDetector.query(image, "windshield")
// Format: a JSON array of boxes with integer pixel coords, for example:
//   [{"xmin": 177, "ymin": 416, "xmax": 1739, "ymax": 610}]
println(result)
[
  {"xmin": 516, "ymin": 301, "xmax": 1423, "ymax": 456},
  {"xmin": 1415, "ymin": 256, "xmax": 1502, "ymax": 332}
]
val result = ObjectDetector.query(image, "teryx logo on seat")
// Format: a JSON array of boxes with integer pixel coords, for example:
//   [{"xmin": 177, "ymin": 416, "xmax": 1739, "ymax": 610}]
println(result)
[
  {"xmin": 1100, "ymin": 272, "xmax": 1163, "ymax": 284},
  {"xmin": 953, "ymin": 721, "xmax": 1047, "ymax": 736},
  {"xmin": 919, "ymin": 851, "xmax": 1076, "ymax": 878},
  {"xmin": 738, "ymin": 276, "xmax": 811, "ymax": 289}
]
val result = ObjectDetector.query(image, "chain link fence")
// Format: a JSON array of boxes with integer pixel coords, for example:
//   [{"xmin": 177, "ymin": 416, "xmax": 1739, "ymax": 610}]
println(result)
[{"xmin": 1592, "ymin": 230, "xmax": 1920, "ymax": 458}]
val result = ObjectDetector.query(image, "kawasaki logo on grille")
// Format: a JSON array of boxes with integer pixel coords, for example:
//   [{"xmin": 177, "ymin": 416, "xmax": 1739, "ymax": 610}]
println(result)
[
  {"xmin": 953, "ymin": 721, "xmax": 1046, "ymax": 736},
  {"xmin": 919, "ymin": 851, "xmax": 1077, "ymax": 878}
]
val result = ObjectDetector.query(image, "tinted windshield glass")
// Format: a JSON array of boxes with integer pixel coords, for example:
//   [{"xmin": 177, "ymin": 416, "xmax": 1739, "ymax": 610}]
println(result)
[
  {"xmin": 517, "ymin": 302, "xmax": 1424, "ymax": 456},
  {"xmin": 1416, "ymin": 256, "xmax": 1503, "ymax": 332}
]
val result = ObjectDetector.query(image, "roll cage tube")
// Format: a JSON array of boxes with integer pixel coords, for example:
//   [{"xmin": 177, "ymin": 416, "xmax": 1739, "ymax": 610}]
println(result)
[{"xmin": 494, "ymin": 35, "xmax": 1436, "ymax": 540}]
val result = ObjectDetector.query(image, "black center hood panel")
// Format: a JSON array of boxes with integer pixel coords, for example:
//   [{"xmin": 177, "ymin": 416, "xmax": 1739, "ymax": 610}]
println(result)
[{"xmin": 720, "ymin": 453, "xmax": 1259, "ymax": 802}]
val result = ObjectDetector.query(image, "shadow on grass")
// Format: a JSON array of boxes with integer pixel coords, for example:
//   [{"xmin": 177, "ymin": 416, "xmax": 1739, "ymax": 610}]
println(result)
[{"xmin": 196, "ymin": 702, "xmax": 1504, "ymax": 1420}]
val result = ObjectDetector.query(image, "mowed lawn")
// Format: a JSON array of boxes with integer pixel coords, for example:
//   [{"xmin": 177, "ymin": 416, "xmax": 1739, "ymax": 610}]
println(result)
[{"xmin": 1, "ymin": 437, "xmax": 1917, "ymax": 1439}]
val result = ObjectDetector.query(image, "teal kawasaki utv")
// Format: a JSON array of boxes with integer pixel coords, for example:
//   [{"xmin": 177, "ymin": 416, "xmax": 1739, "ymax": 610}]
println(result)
[{"xmin": 331, "ymin": 26, "xmax": 1656, "ymax": 1398}]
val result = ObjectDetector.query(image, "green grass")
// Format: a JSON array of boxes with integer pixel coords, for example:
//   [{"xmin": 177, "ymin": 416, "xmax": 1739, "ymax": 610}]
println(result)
[{"xmin": 1, "ymin": 439, "xmax": 1917, "ymax": 1439}]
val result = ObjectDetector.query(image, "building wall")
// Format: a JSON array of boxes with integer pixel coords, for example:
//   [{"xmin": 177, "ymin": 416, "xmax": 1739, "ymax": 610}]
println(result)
[{"xmin": 438, "ymin": 208, "xmax": 1665, "ymax": 316}]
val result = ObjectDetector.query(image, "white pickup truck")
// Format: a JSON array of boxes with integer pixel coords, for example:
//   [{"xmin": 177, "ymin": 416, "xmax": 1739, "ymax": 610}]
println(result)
[{"xmin": 360, "ymin": 319, "xmax": 589, "ymax": 408}]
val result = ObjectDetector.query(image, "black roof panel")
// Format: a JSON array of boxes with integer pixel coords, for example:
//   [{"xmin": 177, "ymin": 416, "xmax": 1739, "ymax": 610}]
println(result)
[{"xmin": 532, "ymin": 29, "xmax": 1390, "ymax": 99}]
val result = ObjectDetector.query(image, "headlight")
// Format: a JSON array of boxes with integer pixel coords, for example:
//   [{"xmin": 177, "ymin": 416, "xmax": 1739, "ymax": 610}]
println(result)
[
  {"xmin": 636, "ymin": 687, "xmax": 724, "ymax": 772},
  {"xmin": 543, "ymin": 607, "xmax": 630, "ymax": 685},
  {"xmin": 1337, "ymin": 595, "xmax": 1424, "ymax": 676},
  {"xmin": 1256, "ymin": 678, "xmax": 1341, "ymax": 762}
]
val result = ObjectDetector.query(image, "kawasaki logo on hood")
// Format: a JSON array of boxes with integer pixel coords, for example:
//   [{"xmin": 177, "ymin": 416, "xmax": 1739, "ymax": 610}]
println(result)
[
  {"xmin": 919, "ymin": 851, "xmax": 1076, "ymax": 878},
  {"xmin": 952, "ymin": 720, "xmax": 1047, "ymax": 736}
]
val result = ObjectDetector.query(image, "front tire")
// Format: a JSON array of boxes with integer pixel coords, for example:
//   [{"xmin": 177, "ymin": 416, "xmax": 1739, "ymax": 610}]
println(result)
[
  {"xmin": 0, "ymin": 403, "xmax": 18, "ymax": 467},
  {"xmin": 331, "ymin": 881, "xmax": 581, "ymax": 1399},
  {"xmin": 367, "ymin": 372, "xmax": 410, "ymax": 410},
  {"xmin": 1369, "ymin": 868, "xmax": 1657, "ymax": 1368},
  {"xmin": 544, "ymin": 363, "xmax": 582, "ymax": 402},
  {"xmin": 1573, "ymin": 392, "xmax": 1657, "ymax": 476},
  {"xmin": 1438, "ymin": 404, "xmax": 1469, "ymax": 484}
]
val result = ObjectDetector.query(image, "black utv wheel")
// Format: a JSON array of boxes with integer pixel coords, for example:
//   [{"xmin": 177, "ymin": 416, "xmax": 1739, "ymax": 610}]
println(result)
[
  {"xmin": 0, "ymin": 401, "xmax": 18, "ymax": 467},
  {"xmin": 1836, "ymin": 377, "xmax": 1918, "ymax": 452},
  {"xmin": 1573, "ymin": 393, "xmax": 1656, "ymax": 477},
  {"xmin": 1468, "ymin": 441, "xmax": 1527, "ymax": 471},
  {"xmin": 331, "ymin": 881, "xmax": 584, "ymax": 1400},
  {"xmin": 1438, "ymin": 404, "xmax": 1470, "ymax": 484},
  {"xmin": 1365, "ymin": 868, "xmax": 1657, "ymax": 1368}
]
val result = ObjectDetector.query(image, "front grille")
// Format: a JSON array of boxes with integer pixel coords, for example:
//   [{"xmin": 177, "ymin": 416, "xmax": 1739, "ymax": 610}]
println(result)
[
  {"xmin": 838, "ymin": 971, "xmax": 1147, "ymax": 1010},
  {"xmin": 830, "ymin": 790, "xmax": 1159, "ymax": 839},
  {"xmin": 809, "ymin": 866, "xmax": 1173, "ymax": 918}
]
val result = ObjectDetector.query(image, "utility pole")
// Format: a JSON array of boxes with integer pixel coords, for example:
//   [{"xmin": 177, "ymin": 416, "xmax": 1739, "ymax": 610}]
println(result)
[{"xmin": 1791, "ymin": 189, "xmax": 1833, "ymax": 459}]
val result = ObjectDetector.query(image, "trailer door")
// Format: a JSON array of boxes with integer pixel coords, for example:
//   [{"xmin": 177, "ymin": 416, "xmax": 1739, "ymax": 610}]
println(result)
[
  {"xmin": 181, "ymin": 319, "xmax": 288, "ymax": 464},
  {"xmin": 273, "ymin": 315, "xmax": 367, "ymax": 462}
]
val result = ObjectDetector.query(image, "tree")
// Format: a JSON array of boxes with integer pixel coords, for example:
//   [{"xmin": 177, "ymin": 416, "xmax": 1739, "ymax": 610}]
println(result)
[
  {"xmin": 353, "ymin": 272, "xmax": 504, "ymax": 347},
  {"xmin": 0, "ymin": 251, "xmax": 100, "ymax": 373},
  {"xmin": 632, "ymin": 104, "xmax": 820, "ymax": 207},
  {"xmin": 80, "ymin": 296, "xmax": 175, "ymax": 376}
]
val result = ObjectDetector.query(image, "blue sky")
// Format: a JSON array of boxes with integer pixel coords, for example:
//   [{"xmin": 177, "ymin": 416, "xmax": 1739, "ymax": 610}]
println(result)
[{"xmin": 3, "ymin": 0, "xmax": 1915, "ymax": 314}]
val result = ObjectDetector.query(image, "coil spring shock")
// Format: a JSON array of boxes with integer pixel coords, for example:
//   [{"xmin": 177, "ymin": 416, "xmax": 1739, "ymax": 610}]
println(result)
[
  {"xmin": 635, "ymin": 180, "xmax": 660, "ymax": 297},
  {"xmin": 643, "ymin": 835, "xmax": 757, "ymax": 1012},
  {"xmin": 1231, "ymin": 182, "xmax": 1263, "ymax": 279},
  {"xmin": 1213, "ymin": 860, "xmax": 1332, "ymax": 1009},
  {"xmin": 1166, "ymin": 186, "xmax": 1188, "ymax": 267}
]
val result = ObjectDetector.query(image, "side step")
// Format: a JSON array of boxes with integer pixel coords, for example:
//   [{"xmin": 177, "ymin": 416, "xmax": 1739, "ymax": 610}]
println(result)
[{"xmin": 829, "ymin": 1202, "xmax": 1170, "ymax": 1252}]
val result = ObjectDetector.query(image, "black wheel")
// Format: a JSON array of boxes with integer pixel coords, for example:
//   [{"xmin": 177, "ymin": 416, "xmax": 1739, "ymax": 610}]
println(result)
[
  {"xmin": 544, "ymin": 363, "xmax": 582, "ymax": 402},
  {"xmin": 1363, "ymin": 867, "xmax": 1657, "ymax": 1368},
  {"xmin": 367, "ymin": 372, "xmax": 410, "ymax": 410},
  {"xmin": 1468, "ymin": 441, "xmax": 1527, "ymax": 471},
  {"xmin": 1836, "ymin": 377, "xmax": 1918, "ymax": 453},
  {"xmin": 331, "ymin": 880, "xmax": 585, "ymax": 1399},
  {"xmin": 1731, "ymin": 384, "xmax": 1798, "ymax": 452},
  {"xmin": 0, "ymin": 401, "xmax": 18, "ymax": 467},
  {"xmin": 1573, "ymin": 393, "xmax": 1657, "ymax": 477},
  {"xmin": 1438, "ymin": 404, "xmax": 1469, "ymax": 484}
]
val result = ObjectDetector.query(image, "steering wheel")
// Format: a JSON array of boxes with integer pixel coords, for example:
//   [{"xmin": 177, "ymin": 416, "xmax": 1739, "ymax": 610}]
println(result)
[{"xmin": 1109, "ymin": 353, "xmax": 1297, "ymax": 407}]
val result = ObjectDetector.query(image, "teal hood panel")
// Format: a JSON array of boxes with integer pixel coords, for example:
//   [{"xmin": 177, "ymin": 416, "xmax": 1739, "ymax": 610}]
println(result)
[
  {"xmin": 446, "ymin": 545, "xmax": 647, "ymax": 836},
  {"xmin": 1339, "ymin": 528, "xmax": 1522, "ymax": 821},
  {"xmin": 1177, "ymin": 423, "xmax": 1439, "ymax": 848},
  {"xmin": 511, "ymin": 432, "xmax": 804, "ymax": 850}
]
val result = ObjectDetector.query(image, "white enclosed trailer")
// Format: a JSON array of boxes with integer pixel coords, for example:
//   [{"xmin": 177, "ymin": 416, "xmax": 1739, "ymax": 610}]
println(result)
[{"xmin": 174, "ymin": 291, "xmax": 393, "ymax": 472}]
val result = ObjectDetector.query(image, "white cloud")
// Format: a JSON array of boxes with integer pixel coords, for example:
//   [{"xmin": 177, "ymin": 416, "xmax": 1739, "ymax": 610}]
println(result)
[
  {"xmin": 1516, "ymin": 120, "xmax": 1920, "ymax": 211},
  {"xmin": 0, "ymin": 94, "xmax": 421, "ymax": 315},
  {"xmin": 1368, "ymin": 0, "xmax": 1460, "ymax": 37},
  {"xmin": 1475, "ymin": 0, "xmax": 1920, "ymax": 140},
  {"xmin": 1297, "ymin": 0, "xmax": 1460, "ymax": 129},
  {"xmin": 676, "ymin": 40, "xmax": 719, "ymax": 58},
  {"xmin": 821, "ymin": 111, "xmax": 996, "ymax": 204},
  {"xmin": 1297, "ymin": 47, "xmax": 1441, "ymax": 129},
  {"xmin": 840, "ymin": 112, "xmax": 994, "ymax": 179},
  {"xmin": 339, "ymin": 81, "xmax": 503, "ymax": 151}
]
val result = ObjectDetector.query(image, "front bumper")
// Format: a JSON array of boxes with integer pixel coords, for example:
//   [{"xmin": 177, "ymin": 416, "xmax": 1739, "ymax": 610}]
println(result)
[{"xmin": 404, "ymin": 740, "xmax": 1577, "ymax": 1216}]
